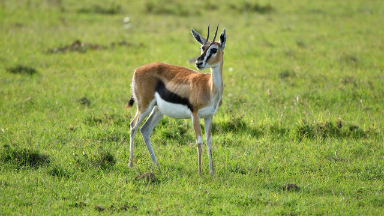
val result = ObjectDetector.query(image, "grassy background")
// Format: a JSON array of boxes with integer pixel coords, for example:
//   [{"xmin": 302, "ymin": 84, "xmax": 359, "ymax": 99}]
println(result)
[{"xmin": 1, "ymin": 0, "xmax": 384, "ymax": 214}]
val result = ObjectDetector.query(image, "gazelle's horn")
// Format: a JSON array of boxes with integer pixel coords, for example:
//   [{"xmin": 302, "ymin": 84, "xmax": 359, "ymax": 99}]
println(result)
[
  {"xmin": 212, "ymin": 24, "xmax": 219, "ymax": 43},
  {"xmin": 205, "ymin": 24, "xmax": 210, "ymax": 43}
]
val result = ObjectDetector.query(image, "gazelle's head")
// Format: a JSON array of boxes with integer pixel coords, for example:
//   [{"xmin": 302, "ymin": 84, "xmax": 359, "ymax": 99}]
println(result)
[{"xmin": 191, "ymin": 25, "xmax": 227, "ymax": 70}]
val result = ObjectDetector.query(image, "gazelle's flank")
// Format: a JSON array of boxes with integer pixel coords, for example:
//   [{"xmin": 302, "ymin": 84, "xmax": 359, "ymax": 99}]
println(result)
[{"xmin": 126, "ymin": 25, "xmax": 227, "ymax": 176}]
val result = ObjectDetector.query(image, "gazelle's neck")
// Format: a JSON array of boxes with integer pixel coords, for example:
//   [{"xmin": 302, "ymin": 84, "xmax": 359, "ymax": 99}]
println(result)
[{"xmin": 210, "ymin": 55, "xmax": 223, "ymax": 94}]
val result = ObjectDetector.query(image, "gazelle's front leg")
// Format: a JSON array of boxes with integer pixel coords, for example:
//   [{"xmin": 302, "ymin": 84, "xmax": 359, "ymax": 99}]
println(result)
[
  {"xmin": 204, "ymin": 116, "xmax": 214, "ymax": 176},
  {"xmin": 191, "ymin": 112, "xmax": 203, "ymax": 176}
]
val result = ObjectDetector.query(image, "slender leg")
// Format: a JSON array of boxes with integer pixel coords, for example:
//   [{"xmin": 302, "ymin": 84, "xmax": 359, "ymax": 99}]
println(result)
[
  {"xmin": 129, "ymin": 112, "xmax": 140, "ymax": 168},
  {"xmin": 140, "ymin": 106, "xmax": 164, "ymax": 165},
  {"xmin": 128, "ymin": 101, "xmax": 156, "ymax": 168},
  {"xmin": 204, "ymin": 116, "xmax": 214, "ymax": 176},
  {"xmin": 191, "ymin": 112, "xmax": 203, "ymax": 176}
]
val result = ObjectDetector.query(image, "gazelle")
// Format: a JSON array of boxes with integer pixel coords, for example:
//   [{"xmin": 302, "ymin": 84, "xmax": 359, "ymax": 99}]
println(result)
[{"xmin": 126, "ymin": 25, "xmax": 227, "ymax": 176}]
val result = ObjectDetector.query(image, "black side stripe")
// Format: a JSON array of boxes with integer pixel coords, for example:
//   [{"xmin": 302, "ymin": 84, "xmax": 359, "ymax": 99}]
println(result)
[{"xmin": 155, "ymin": 80, "xmax": 194, "ymax": 112}]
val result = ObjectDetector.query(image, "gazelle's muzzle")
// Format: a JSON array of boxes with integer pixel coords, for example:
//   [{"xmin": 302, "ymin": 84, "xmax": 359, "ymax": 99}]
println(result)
[
  {"xmin": 195, "ymin": 46, "xmax": 210, "ymax": 70},
  {"xmin": 195, "ymin": 61, "xmax": 204, "ymax": 70}
]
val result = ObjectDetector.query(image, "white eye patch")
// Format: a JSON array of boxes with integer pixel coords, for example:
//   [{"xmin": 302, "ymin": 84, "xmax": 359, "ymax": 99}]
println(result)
[{"xmin": 205, "ymin": 46, "xmax": 219, "ymax": 61}]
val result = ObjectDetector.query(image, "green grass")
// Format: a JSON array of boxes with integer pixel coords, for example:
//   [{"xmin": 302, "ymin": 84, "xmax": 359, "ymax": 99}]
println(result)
[{"xmin": 1, "ymin": 0, "xmax": 384, "ymax": 214}]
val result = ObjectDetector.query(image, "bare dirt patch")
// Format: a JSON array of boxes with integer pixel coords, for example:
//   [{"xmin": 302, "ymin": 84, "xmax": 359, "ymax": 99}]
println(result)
[{"xmin": 47, "ymin": 40, "xmax": 136, "ymax": 54}]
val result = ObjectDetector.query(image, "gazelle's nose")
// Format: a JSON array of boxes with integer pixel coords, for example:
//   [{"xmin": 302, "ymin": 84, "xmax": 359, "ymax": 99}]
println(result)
[
  {"xmin": 197, "ymin": 55, "xmax": 205, "ymax": 61},
  {"xmin": 195, "ymin": 61, "xmax": 204, "ymax": 70}
]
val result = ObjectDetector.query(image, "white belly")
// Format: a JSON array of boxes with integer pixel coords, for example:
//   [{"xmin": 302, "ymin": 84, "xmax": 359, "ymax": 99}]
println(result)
[
  {"xmin": 155, "ymin": 93, "xmax": 219, "ymax": 119},
  {"xmin": 155, "ymin": 93, "xmax": 192, "ymax": 119}
]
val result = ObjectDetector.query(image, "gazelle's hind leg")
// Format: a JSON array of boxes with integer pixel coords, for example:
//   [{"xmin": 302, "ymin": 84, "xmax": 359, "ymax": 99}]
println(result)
[
  {"xmin": 128, "ymin": 100, "xmax": 156, "ymax": 168},
  {"xmin": 140, "ymin": 106, "xmax": 164, "ymax": 165},
  {"xmin": 128, "ymin": 111, "xmax": 142, "ymax": 168}
]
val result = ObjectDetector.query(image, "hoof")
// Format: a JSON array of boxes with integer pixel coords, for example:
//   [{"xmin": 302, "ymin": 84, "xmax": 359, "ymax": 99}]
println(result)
[{"xmin": 128, "ymin": 162, "xmax": 134, "ymax": 168}]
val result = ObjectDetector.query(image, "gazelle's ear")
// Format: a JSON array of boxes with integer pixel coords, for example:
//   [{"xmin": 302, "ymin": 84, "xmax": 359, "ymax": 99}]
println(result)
[
  {"xmin": 219, "ymin": 29, "xmax": 227, "ymax": 50},
  {"xmin": 191, "ymin": 28, "xmax": 206, "ymax": 45}
]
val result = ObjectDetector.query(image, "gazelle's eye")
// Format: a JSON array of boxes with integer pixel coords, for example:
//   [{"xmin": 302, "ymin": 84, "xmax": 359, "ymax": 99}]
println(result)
[{"xmin": 211, "ymin": 48, "xmax": 217, "ymax": 54}]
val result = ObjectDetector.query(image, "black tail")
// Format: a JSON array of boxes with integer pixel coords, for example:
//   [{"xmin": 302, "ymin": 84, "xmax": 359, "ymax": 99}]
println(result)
[{"xmin": 125, "ymin": 96, "xmax": 135, "ymax": 109}]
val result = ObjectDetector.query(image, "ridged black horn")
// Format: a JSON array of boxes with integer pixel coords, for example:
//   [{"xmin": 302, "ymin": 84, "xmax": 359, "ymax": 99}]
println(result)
[
  {"xmin": 212, "ymin": 24, "xmax": 219, "ymax": 43},
  {"xmin": 205, "ymin": 24, "xmax": 210, "ymax": 43}
]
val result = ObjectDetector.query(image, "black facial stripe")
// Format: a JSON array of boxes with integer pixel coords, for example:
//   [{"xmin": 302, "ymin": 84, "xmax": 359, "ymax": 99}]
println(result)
[
  {"xmin": 207, "ymin": 51, "xmax": 213, "ymax": 60},
  {"xmin": 206, "ymin": 46, "xmax": 217, "ymax": 60},
  {"xmin": 198, "ymin": 47, "xmax": 208, "ymax": 61},
  {"xmin": 155, "ymin": 80, "xmax": 194, "ymax": 112},
  {"xmin": 198, "ymin": 44, "xmax": 217, "ymax": 62}
]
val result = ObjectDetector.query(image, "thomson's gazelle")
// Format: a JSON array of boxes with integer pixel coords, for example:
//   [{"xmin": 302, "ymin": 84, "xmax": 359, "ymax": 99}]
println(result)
[{"xmin": 126, "ymin": 25, "xmax": 227, "ymax": 176}]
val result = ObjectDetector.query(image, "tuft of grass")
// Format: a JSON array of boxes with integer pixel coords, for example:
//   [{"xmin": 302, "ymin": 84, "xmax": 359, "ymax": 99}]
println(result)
[
  {"xmin": 339, "ymin": 53, "xmax": 359, "ymax": 66},
  {"xmin": 6, "ymin": 64, "xmax": 37, "ymax": 75},
  {"xmin": 203, "ymin": 1, "xmax": 219, "ymax": 10},
  {"xmin": 281, "ymin": 184, "xmax": 300, "ymax": 191},
  {"xmin": 120, "ymin": 204, "xmax": 138, "ymax": 211},
  {"xmin": 83, "ymin": 114, "xmax": 127, "ymax": 126},
  {"xmin": 158, "ymin": 119, "xmax": 192, "ymax": 142},
  {"xmin": 134, "ymin": 172, "xmax": 158, "ymax": 183},
  {"xmin": 229, "ymin": 2, "xmax": 274, "ymax": 14},
  {"xmin": 75, "ymin": 150, "xmax": 116, "ymax": 170},
  {"xmin": 69, "ymin": 202, "xmax": 87, "ymax": 209},
  {"xmin": 1, "ymin": 147, "xmax": 50, "ymax": 169},
  {"xmin": 360, "ymin": 164, "xmax": 383, "ymax": 181},
  {"xmin": 340, "ymin": 76, "xmax": 356, "ymax": 86},
  {"xmin": 46, "ymin": 40, "xmax": 134, "ymax": 54},
  {"xmin": 213, "ymin": 114, "xmax": 262, "ymax": 136},
  {"xmin": 77, "ymin": 97, "xmax": 91, "ymax": 106},
  {"xmin": 144, "ymin": 1, "xmax": 197, "ymax": 16},
  {"xmin": 229, "ymin": 164, "xmax": 248, "ymax": 175},
  {"xmin": 94, "ymin": 205, "xmax": 105, "ymax": 212},
  {"xmin": 278, "ymin": 70, "xmax": 295, "ymax": 79},
  {"xmin": 77, "ymin": 4, "xmax": 122, "ymax": 15},
  {"xmin": 220, "ymin": 114, "xmax": 247, "ymax": 132},
  {"xmin": 295, "ymin": 120, "xmax": 374, "ymax": 139},
  {"xmin": 95, "ymin": 151, "xmax": 116, "ymax": 169},
  {"xmin": 47, "ymin": 165, "xmax": 69, "ymax": 178},
  {"xmin": 371, "ymin": 197, "xmax": 384, "ymax": 207}
]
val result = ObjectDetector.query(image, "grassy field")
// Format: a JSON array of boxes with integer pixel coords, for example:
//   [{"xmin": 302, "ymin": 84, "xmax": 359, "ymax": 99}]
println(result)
[{"xmin": 1, "ymin": 0, "xmax": 384, "ymax": 214}]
